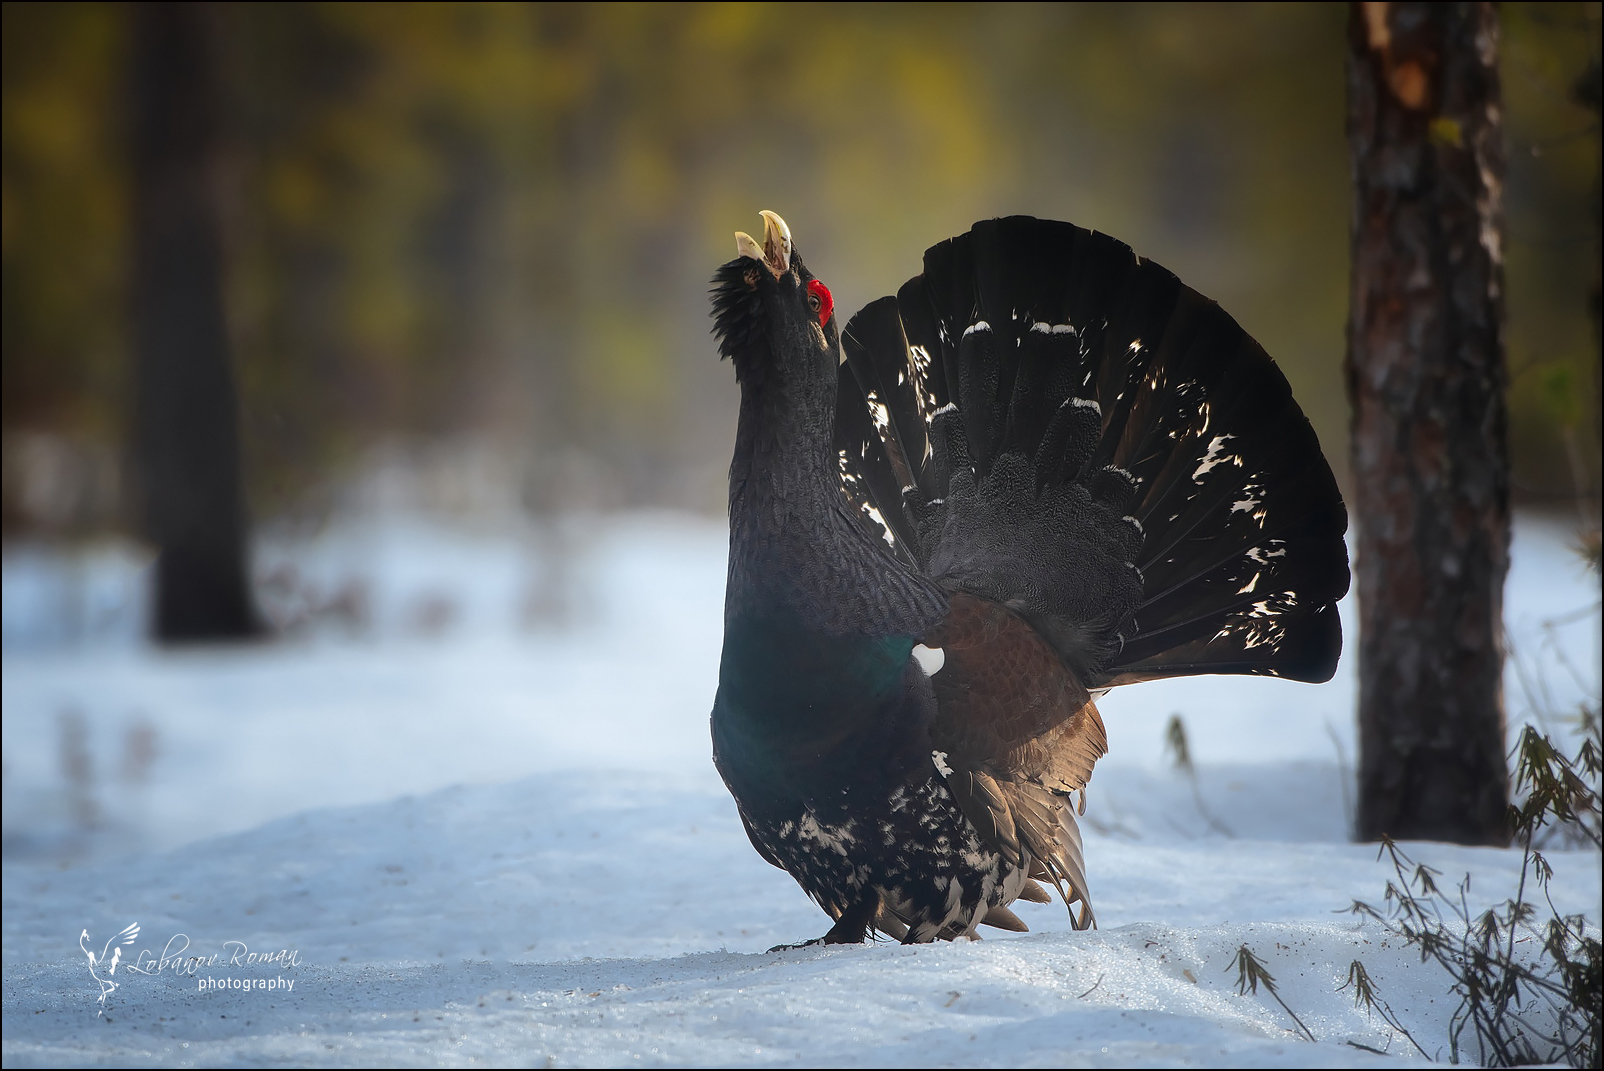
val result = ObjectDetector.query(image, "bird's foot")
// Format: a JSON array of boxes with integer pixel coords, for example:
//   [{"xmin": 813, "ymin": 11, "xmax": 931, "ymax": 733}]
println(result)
[
  {"xmin": 768, "ymin": 893, "xmax": 880, "ymax": 952},
  {"xmin": 766, "ymin": 938, "xmax": 825, "ymax": 953}
]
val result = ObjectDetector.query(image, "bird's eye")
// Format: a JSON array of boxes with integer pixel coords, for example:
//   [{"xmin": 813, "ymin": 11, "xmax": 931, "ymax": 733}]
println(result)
[{"xmin": 806, "ymin": 279, "xmax": 833, "ymax": 327}]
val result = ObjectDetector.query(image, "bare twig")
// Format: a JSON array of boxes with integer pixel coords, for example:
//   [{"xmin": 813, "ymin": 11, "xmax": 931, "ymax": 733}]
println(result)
[
  {"xmin": 1325, "ymin": 721, "xmax": 1356, "ymax": 836},
  {"xmin": 1347, "ymin": 725, "xmax": 1602, "ymax": 1068},
  {"xmin": 1340, "ymin": 959, "xmax": 1433, "ymax": 1061},
  {"xmin": 1164, "ymin": 714, "xmax": 1235, "ymax": 838},
  {"xmin": 1228, "ymin": 944, "xmax": 1316, "ymax": 1044}
]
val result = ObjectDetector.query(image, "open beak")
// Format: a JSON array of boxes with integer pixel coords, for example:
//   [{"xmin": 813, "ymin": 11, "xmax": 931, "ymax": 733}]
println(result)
[{"xmin": 734, "ymin": 210, "xmax": 792, "ymax": 278}]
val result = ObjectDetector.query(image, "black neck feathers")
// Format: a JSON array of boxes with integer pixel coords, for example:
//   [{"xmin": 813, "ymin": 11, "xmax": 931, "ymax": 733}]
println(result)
[{"xmin": 712, "ymin": 255, "xmax": 946, "ymax": 639}]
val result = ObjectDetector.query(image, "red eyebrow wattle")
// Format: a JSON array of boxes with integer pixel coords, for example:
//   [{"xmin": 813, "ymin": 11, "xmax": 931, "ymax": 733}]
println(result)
[{"xmin": 808, "ymin": 279, "xmax": 833, "ymax": 326}]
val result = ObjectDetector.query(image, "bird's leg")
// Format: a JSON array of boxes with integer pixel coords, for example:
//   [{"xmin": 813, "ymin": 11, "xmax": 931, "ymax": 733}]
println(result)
[
  {"xmin": 768, "ymin": 892, "xmax": 881, "ymax": 952},
  {"xmin": 821, "ymin": 892, "xmax": 880, "ymax": 944}
]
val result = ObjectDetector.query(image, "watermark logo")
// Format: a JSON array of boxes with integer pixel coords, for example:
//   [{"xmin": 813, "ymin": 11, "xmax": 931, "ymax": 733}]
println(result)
[
  {"xmin": 196, "ymin": 976, "xmax": 297, "ymax": 993},
  {"xmin": 78, "ymin": 925, "xmax": 303, "ymax": 1010},
  {"xmin": 79, "ymin": 922, "xmax": 140, "ymax": 1011}
]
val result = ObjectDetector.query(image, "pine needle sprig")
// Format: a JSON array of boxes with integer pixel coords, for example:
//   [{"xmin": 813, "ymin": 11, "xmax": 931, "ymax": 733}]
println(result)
[
  {"xmin": 1341, "ymin": 719, "xmax": 1601, "ymax": 1068},
  {"xmin": 1339, "ymin": 958, "xmax": 1433, "ymax": 1060},
  {"xmin": 1228, "ymin": 943, "xmax": 1316, "ymax": 1043}
]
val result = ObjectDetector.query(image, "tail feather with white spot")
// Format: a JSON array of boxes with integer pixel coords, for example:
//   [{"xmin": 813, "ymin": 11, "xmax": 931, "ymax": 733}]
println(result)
[{"xmin": 836, "ymin": 216, "xmax": 1348, "ymax": 688}]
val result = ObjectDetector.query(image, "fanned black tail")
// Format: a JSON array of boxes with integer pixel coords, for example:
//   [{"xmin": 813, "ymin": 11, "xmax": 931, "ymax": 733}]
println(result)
[{"xmin": 835, "ymin": 216, "xmax": 1349, "ymax": 687}]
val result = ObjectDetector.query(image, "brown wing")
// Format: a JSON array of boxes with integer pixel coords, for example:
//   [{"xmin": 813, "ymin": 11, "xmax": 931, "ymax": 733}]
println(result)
[{"xmin": 923, "ymin": 591, "xmax": 1107, "ymax": 928}]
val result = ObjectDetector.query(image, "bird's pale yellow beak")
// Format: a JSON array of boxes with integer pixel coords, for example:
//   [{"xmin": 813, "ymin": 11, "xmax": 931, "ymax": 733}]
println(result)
[{"xmin": 735, "ymin": 210, "xmax": 792, "ymax": 278}]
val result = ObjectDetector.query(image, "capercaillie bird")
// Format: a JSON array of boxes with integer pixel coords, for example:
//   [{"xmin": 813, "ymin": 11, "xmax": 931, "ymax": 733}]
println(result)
[{"xmin": 710, "ymin": 212, "xmax": 1349, "ymax": 944}]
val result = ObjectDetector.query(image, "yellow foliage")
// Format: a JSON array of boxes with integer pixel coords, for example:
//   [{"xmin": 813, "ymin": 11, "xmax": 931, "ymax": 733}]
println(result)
[{"xmin": 2, "ymin": 1, "xmax": 1599, "ymax": 517}]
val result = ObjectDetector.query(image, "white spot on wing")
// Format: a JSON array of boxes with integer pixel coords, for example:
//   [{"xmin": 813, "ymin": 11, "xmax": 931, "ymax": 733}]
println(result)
[
  {"xmin": 962, "ymin": 321, "xmax": 992, "ymax": 339},
  {"xmin": 912, "ymin": 644, "xmax": 945, "ymax": 676},
  {"xmin": 863, "ymin": 505, "xmax": 896, "ymax": 547},
  {"xmin": 932, "ymin": 750, "xmax": 954, "ymax": 777}
]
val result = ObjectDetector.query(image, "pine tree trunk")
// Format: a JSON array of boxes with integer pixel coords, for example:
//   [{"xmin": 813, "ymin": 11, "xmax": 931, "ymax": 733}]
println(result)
[
  {"xmin": 1347, "ymin": 1, "xmax": 1510, "ymax": 845},
  {"xmin": 130, "ymin": 2, "xmax": 259, "ymax": 641}
]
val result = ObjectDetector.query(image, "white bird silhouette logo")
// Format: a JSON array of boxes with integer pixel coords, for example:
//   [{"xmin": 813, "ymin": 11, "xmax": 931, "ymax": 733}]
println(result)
[{"xmin": 80, "ymin": 922, "xmax": 139, "ymax": 1009}]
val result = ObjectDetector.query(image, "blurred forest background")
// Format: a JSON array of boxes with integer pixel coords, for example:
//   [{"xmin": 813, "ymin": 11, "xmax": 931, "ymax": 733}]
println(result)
[{"xmin": 3, "ymin": 1, "xmax": 1599, "ymax": 543}]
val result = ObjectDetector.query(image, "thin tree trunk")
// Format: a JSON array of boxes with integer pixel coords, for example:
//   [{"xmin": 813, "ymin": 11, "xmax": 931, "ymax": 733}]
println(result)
[
  {"xmin": 130, "ymin": 2, "xmax": 258, "ymax": 641},
  {"xmin": 1579, "ymin": 57, "xmax": 1602, "ymax": 537},
  {"xmin": 1347, "ymin": 1, "xmax": 1510, "ymax": 845}
]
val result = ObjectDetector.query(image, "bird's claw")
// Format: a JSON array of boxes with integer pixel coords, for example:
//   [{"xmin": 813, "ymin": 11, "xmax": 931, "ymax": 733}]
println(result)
[{"xmin": 766, "ymin": 938, "xmax": 825, "ymax": 953}]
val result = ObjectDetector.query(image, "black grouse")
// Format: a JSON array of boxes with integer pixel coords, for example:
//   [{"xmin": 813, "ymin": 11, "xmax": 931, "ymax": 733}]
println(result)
[{"xmin": 710, "ymin": 212, "xmax": 1349, "ymax": 944}]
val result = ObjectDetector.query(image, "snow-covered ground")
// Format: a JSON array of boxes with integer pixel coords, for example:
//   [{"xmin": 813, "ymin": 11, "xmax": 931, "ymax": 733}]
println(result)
[{"xmin": 2, "ymin": 511, "xmax": 1599, "ymax": 1067}]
